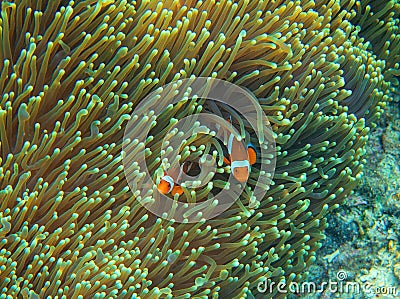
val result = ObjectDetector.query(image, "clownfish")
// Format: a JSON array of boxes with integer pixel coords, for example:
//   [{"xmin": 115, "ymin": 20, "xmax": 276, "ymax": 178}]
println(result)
[
  {"xmin": 217, "ymin": 118, "xmax": 257, "ymax": 183},
  {"xmin": 157, "ymin": 161, "xmax": 192, "ymax": 196}
]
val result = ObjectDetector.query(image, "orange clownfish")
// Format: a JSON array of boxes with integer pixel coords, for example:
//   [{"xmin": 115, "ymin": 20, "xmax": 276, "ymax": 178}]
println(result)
[
  {"xmin": 157, "ymin": 162, "xmax": 192, "ymax": 196},
  {"xmin": 217, "ymin": 119, "xmax": 257, "ymax": 183}
]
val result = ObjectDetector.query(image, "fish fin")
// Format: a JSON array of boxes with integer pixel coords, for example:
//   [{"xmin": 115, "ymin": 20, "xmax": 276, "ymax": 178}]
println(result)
[
  {"xmin": 171, "ymin": 185, "xmax": 184, "ymax": 196},
  {"xmin": 223, "ymin": 156, "xmax": 231, "ymax": 165},
  {"xmin": 247, "ymin": 145, "xmax": 257, "ymax": 165}
]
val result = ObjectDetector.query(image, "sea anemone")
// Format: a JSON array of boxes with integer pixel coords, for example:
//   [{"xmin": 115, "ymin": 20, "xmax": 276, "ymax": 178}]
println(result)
[
  {"xmin": 348, "ymin": 0, "xmax": 400, "ymax": 77},
  {"xmin": 0, "ymin": 0, "xmax": 395, "ymax": 298}
]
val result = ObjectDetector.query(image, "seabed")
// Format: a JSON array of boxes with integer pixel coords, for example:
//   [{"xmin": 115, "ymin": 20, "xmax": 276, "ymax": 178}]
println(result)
[{"xmin": 297, "ymin": 90, "xmax": 400, "ymax": 299}]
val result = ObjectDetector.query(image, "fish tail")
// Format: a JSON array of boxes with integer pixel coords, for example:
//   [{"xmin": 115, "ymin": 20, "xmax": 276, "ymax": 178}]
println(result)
[{"xmin": 171, "ymin": 185, "xmax": 184, "ymax": 196}]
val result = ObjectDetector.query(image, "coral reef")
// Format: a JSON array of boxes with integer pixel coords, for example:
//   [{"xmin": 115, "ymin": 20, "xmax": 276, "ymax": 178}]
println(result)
[
  {"xmin": 0, "ymin": 0, "xmax": 396, "ymax": 298},
  {"xmin": 297, "ymin": 97, "xmax": 400, "ymax": 299}
]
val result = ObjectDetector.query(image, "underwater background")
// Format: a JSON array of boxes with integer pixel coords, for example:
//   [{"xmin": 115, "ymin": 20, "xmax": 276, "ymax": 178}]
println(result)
[{"xmin": 0, "ymin": 0, "xmax": 399, "ymax": 298}]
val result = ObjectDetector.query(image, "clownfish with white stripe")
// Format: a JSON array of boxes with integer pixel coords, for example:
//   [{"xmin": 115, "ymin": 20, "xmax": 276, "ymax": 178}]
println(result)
[
  {"xmin": 157, "ymin": 161, "xmax": 192, "ymax": 196},
  {"xmin": 217, "ymin": 118, "xmax": 257, "ymax": 183}
]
